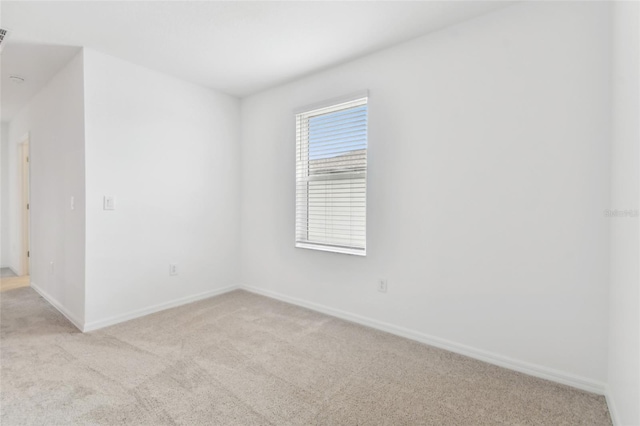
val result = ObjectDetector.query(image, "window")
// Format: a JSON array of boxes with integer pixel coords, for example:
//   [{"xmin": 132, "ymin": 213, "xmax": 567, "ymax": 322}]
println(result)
[{"xmin": 295, "ymin": 93, "xmax": 368, "ymax": 256}]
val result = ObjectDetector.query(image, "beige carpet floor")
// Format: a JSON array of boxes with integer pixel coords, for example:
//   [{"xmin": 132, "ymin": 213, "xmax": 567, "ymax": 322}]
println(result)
[{"xmin": 1, "ymin": 288, "xmax": 611, "ymax": 425}]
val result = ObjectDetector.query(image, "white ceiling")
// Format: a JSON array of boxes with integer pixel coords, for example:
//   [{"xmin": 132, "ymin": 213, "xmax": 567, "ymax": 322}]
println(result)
[
  {"xmin": 1, "ymin": 1, "xmax": 510, "ymax": 121},
  {"xmin": 1, "ymin": 43, "xmax": 80, "ymax": 122}
]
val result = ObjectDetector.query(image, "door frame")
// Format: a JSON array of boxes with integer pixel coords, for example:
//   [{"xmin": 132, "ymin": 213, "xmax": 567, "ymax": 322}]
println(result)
[{"xmin": 19, "ymin": 136, "xmax": 30, "ymax": 276}]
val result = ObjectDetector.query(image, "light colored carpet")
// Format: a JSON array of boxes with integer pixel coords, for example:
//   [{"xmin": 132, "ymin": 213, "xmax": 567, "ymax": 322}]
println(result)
[
  {"xmin": 1, "ymin": 288, "xmax": 611, "ymax": 425},
  {"xmin": 0, "ymin": 268, "xmax": 17, "ymax": 279}
]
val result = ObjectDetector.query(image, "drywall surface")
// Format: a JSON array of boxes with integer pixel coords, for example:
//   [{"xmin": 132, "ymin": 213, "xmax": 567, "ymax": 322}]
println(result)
[
  {"xmin": 240, "ymin": 2, "xmax": 611, "ymax": 387},
  {"xmin": 1, "ymin": 123, "xmax": 10, "ymax": 268},
  {"xmin": 5, "ymin": 51, "xmax": 86, "ymax": 323},
  {"xmin": 83, "ymin": 49, "xmax": 241, "ymax": 326},
  {"xmin": 607, "ymin": 2, "xmax": 640, "ymax": 425}
]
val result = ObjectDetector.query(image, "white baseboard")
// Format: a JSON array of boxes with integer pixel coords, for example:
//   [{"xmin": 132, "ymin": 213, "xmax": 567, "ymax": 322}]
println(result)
[
  {"xmin": 605, "ymin": 387, "xmax": 620, "ymax": 426},
  {"xmin": 83, "ymin": 284, "xmax": 240, "ymax": 332},
  {"xmin": 30, "ymin": 281, "xmax": 85, "ymax": 332},
  {"xmin": 28, "ymin": 280, "xmax": 608, "ymax": 396},
  {"xmin": 241, "ymin": 284, "xmax": 606, "ymax": 395}
]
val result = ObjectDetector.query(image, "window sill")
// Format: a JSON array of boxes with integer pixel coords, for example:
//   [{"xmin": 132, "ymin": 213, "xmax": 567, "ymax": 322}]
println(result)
[{"xmin": 295, "ymin": 242, "xmax": 366, "ymax": 256}]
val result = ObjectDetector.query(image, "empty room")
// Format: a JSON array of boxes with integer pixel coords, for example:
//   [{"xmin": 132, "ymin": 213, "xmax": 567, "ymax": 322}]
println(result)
[{"xmin": 0, "ymin": 1, "xmax": 638, "ymax": 425}]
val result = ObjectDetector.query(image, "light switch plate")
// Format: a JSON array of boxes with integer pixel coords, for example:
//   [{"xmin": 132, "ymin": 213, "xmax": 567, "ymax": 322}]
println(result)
[{"xmin": 103, "ymin": 196, "xmax": 115, "ymax": 210}]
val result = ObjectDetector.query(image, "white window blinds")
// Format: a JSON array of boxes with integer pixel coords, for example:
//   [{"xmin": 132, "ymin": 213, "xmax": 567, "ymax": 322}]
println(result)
[{"xmin": 295, "ymin": 95, "xmax": 368, "ymax": 256}]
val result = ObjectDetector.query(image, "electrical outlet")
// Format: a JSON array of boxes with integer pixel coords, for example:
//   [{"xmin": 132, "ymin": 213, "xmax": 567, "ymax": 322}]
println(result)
[
  {"xmin": 378, "ymin": 279, "xmax": 388, "ymax": 293},
  {"xmin": 169, "ymin": 264, "xmax": 178, "ymax": 276}
]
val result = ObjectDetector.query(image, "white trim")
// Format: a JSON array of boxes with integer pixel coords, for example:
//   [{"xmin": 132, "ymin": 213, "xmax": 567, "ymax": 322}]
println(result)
[
  {"xmin": 293, "ymin": 90, "xmax": 369, "ymax": 114},
  {"xmin": 241, "ymin": 284, "xmax": 606, "ymax": 395},
  {"xmin": 31, "ymin": 281, "xmax": 84, "ymax": 332},
  {"xmin": 295, "ymin": 242, "xmax": 366, "ymax": 256},
  {"xmin": 605, "ymin": 387, "xmax": 620, "ymax": 426},
  {"xmin": 83, "ymin": 284, "xmax": 240, "ymax": 332}
]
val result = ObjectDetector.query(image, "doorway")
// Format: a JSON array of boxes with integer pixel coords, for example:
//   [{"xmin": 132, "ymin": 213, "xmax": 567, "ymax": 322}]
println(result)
[{"xmin": 0, "ymin": 138, "xmax": 30, "ymax": 292}]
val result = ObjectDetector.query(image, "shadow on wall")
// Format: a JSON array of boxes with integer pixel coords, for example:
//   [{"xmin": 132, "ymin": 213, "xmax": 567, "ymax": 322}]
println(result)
[{"xmin": 1, "ymin": 42, "xmax": 81, "ymax": 121}]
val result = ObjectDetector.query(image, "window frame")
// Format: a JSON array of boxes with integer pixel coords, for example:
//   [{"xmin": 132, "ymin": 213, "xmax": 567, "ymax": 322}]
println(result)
[{"xmin": 294, "ymin": 91, "xmax": 369, "ymax": 256}]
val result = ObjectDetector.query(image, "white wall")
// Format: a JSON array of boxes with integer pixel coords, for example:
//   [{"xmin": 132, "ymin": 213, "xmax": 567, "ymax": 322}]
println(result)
[
  {"xmin": 1, "ymin": 123, "xmax": 10, "ymax": 268},
  {"xmin": 6, "ymin": 51, "xmax": 86, "ymax": 323},
  {"xmin": 82, "ymin": 49, "xmax": 241, "ymax": 328},
  {"xmin": 607, "ymin": 2, "xmax": 640, "ymax": 425},
  {"xmin": 240, "ymin": 1, "xmax": 611, "ymax": 390}
]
